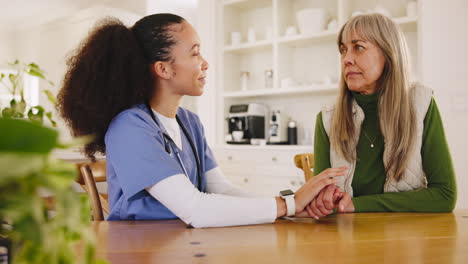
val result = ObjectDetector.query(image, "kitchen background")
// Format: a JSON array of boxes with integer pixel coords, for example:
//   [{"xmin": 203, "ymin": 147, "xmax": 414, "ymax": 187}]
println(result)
[{"xmin": 1, "ymin": 0, "xmax": 467, "ymax": 208}]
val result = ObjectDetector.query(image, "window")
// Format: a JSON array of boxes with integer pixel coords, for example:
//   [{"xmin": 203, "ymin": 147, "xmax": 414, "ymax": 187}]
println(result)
[{"xmin": 0, "ymin": 68, "xmax": 39, "ymax": 109}]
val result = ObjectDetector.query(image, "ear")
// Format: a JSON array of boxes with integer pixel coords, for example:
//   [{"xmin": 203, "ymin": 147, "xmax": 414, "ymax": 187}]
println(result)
[{"xmin": 152, "ymin": 61, "xmax": 173, "ymax": 80}]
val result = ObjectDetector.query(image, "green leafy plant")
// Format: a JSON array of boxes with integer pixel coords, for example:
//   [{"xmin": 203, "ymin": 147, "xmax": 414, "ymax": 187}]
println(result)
[
  {"xmin": 0, "ymin": 60, "xmax": 57, "ymax": 127},
  {"xmin": 0, "ymin": 118, "xmax": 106, "ymax": 264}
]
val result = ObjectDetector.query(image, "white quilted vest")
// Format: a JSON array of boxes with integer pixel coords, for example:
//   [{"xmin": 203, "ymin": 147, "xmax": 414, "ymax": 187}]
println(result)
[{"xmin": 321, "ymin": 84, "xmax": 433, "ymax": 196}]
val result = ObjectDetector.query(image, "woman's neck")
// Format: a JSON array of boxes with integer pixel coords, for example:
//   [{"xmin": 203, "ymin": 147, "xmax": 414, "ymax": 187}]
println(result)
[{"xmin": 149, "ymin": 83, "xmax": 182, "ymax": 118}]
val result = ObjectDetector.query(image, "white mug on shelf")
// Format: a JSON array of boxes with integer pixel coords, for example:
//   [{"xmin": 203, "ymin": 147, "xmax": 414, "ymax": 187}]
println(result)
[
  {"xmin": 285, "ymin": 26, "xmax": 297, "ymax": 37},
  {"xmin": 407, "ymin": 1, "xmax": 417, "ymax": 17},
  {"xmin": 231, "ymin": 32, "xmax": 241, "ymax": 46}
]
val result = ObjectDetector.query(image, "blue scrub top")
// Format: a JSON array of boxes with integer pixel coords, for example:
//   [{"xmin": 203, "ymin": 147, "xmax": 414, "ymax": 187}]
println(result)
[{"xmin": 105, "ymin": 104, "xmax": 217, "ymax": 220}]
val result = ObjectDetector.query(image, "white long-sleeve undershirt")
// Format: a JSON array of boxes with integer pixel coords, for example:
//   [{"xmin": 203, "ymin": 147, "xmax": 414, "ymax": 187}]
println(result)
[{"xmin": 146, "ymin": 167, "xmax": 277, "ymax": 228}]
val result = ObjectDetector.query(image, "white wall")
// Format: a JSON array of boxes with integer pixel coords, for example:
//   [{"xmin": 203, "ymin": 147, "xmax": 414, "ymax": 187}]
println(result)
[
  {"xmin": 420, "ymin": 0, "xmax": 468, "ymax": 209},
  {"xmin": 195, "ymin": 0, "xmax": 217, "ymax": 146},
  {"xmin": 104, "ymin": 0, "xmax": 146, "ymax": 15},
  {"xmin": 7, "ymin": 5, "xmax": 142, "ymax": 140},
  {"xmin": 0, "ymin": 30, "xmax": 14, "ymax": 64},
  {"xmin": 146, "ymin": 0, "xmax": 197, "ymax": 20},
  {"xmin": 9, "ymin": 27, "xmax": 42, "ymax": 66},
  {"xmin": 5, "ymin": 0, "xmax": 201, "ymax": 138}
]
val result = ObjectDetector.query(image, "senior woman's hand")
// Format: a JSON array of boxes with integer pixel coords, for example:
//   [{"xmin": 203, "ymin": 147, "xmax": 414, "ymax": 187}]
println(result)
[
  {"xmin": 337, "ymin": 192, "xmax": 355, "ymax": 213},
  {"xmin": 305, "ymin": 185, "xmax": 342, "ymax": 219},
  {"xmin": 304, "ymin": 186, "xmax": 355, "ymax": 219},
  {"xmin": 289, "ymin": 167, "xmax": 346, "ymax": 217},
  {"xmin": 292, "ymin": 167, "xmax": 347, "ymax": 215}
]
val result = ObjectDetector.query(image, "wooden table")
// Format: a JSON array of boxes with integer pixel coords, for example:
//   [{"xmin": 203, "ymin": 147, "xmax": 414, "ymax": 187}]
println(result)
[{"xmin": 92, "ymin": 210, "xmax": 468, "ymax": 264}]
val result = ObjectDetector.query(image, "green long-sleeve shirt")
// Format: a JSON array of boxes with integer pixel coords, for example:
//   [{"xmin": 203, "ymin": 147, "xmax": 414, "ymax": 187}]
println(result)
[{"xmin": 313, "ymin": 92, "xmax": 457, "ymax": 212}]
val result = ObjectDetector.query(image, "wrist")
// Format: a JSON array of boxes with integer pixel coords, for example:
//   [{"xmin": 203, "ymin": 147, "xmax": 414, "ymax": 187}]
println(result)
[
  {"xmin": 279, "ymin": 190, "xmax": 295, "ymax": 216},
  {"xmin": 293, "ymin": 190, "xmax": 305, "ymax": 212},
  {"xmin": 275, "ymin": 196, "xmax": 287, "ymax": 218}
]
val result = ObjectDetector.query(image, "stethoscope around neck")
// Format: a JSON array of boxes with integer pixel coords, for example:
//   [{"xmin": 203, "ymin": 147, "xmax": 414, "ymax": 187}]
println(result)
[{"xmin": 146, "ymin": 103, "xmax": 202, "ymax": 191}]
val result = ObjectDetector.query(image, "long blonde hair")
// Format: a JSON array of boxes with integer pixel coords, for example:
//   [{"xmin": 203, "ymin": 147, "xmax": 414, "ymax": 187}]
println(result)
[{"xmin": 331, "ymin": 13, "xmax": 415, "ymax": 182}]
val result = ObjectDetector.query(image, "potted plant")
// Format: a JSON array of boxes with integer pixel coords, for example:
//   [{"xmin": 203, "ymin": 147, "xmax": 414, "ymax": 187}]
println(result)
[
  {"xmin": 0, "ymin": 60, "xmax": 57, "ymax": 126},
  {"xmin": 0, "ymin": 118, "xmax": 106, "ymax": 264},
  {"xmin": 0, "ymin": 60, "xmax": 106, "ymax": 263}
]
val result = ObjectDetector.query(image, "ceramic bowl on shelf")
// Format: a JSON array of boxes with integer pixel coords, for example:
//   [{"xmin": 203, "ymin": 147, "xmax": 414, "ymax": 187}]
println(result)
[
  {"xmin": 296, "ymin": 8, "xmax": 327, "ymax": 35},
  {"xmin": 285, "ymin": 26, "xmax": 298, "ymax": 37},
  {"xmin": 281, "ymin": 77, "xmax": 296, "ymax": 89}
]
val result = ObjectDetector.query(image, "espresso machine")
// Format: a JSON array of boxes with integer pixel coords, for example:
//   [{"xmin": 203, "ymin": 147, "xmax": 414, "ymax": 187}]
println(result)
[{"xmin": 226, "ymin": 103, "xmax": 267, "ymax": 144}]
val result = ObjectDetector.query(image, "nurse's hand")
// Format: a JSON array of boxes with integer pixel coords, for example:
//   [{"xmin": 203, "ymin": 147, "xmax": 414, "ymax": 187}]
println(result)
[{"xmin": 293, "ymin": 166, "xmax": 347, "ymax": 215}]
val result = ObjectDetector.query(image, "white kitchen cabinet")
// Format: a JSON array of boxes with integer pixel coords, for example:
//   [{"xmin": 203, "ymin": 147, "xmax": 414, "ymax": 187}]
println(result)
[{"xmin": 213, "ymin": 146, "xmax": 312, "ymax": 196}]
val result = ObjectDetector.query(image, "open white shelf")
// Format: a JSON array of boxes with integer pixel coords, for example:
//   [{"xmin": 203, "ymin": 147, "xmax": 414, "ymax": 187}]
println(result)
[
  {"xmin": 223, "ymin": 84, "xmax": 339, "ymax": 98},
  {"xmin": 275, "ymin": 16, "xmax": 416, "ymax": 48},
  {"xmin": 278, "ymin": 30, "xmax": 339, "ymax": 47},
  {"xmin": 224, "ymin": 40, "xmax": 273, "ymax": 53},
  {"xmin": 217, "ymin": 0, "xmax": 420, "ymax": 147}
]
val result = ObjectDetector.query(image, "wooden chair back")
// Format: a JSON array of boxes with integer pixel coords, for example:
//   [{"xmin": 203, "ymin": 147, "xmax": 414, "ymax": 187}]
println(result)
[
  {"xmin": 75, "ymin": 161, "xmax": 108, "ymax": 221},
  {"xmin": 294, "ymin": 153, "xmax": 314, "ymax": 181}
]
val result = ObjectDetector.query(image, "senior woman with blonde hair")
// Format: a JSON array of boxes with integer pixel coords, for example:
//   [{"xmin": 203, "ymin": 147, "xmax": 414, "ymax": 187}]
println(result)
[{"xmin": 306, "ymin": 13, "xmax": 457, "ymax": 219}]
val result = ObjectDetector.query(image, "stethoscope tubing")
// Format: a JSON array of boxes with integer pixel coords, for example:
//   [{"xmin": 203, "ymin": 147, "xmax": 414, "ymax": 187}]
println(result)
[{"xmin": 146, "ymin": 104, "xmax": 202, "ymax": 191}]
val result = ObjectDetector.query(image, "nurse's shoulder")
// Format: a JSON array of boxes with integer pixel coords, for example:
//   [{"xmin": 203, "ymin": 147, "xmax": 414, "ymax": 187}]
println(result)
[{"xmin": 105, "ymin": 104, "xmax": 158, "ymax": 141}]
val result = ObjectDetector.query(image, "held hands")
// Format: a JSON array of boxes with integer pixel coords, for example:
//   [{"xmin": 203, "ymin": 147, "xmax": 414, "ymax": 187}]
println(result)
[
  {"xmin": 292, "ymin": 167, "xmax": 348, "ymax": 216},
  {"xmin": 304, "ymin": 184, "xmax": 354, "ymax": 220}
]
